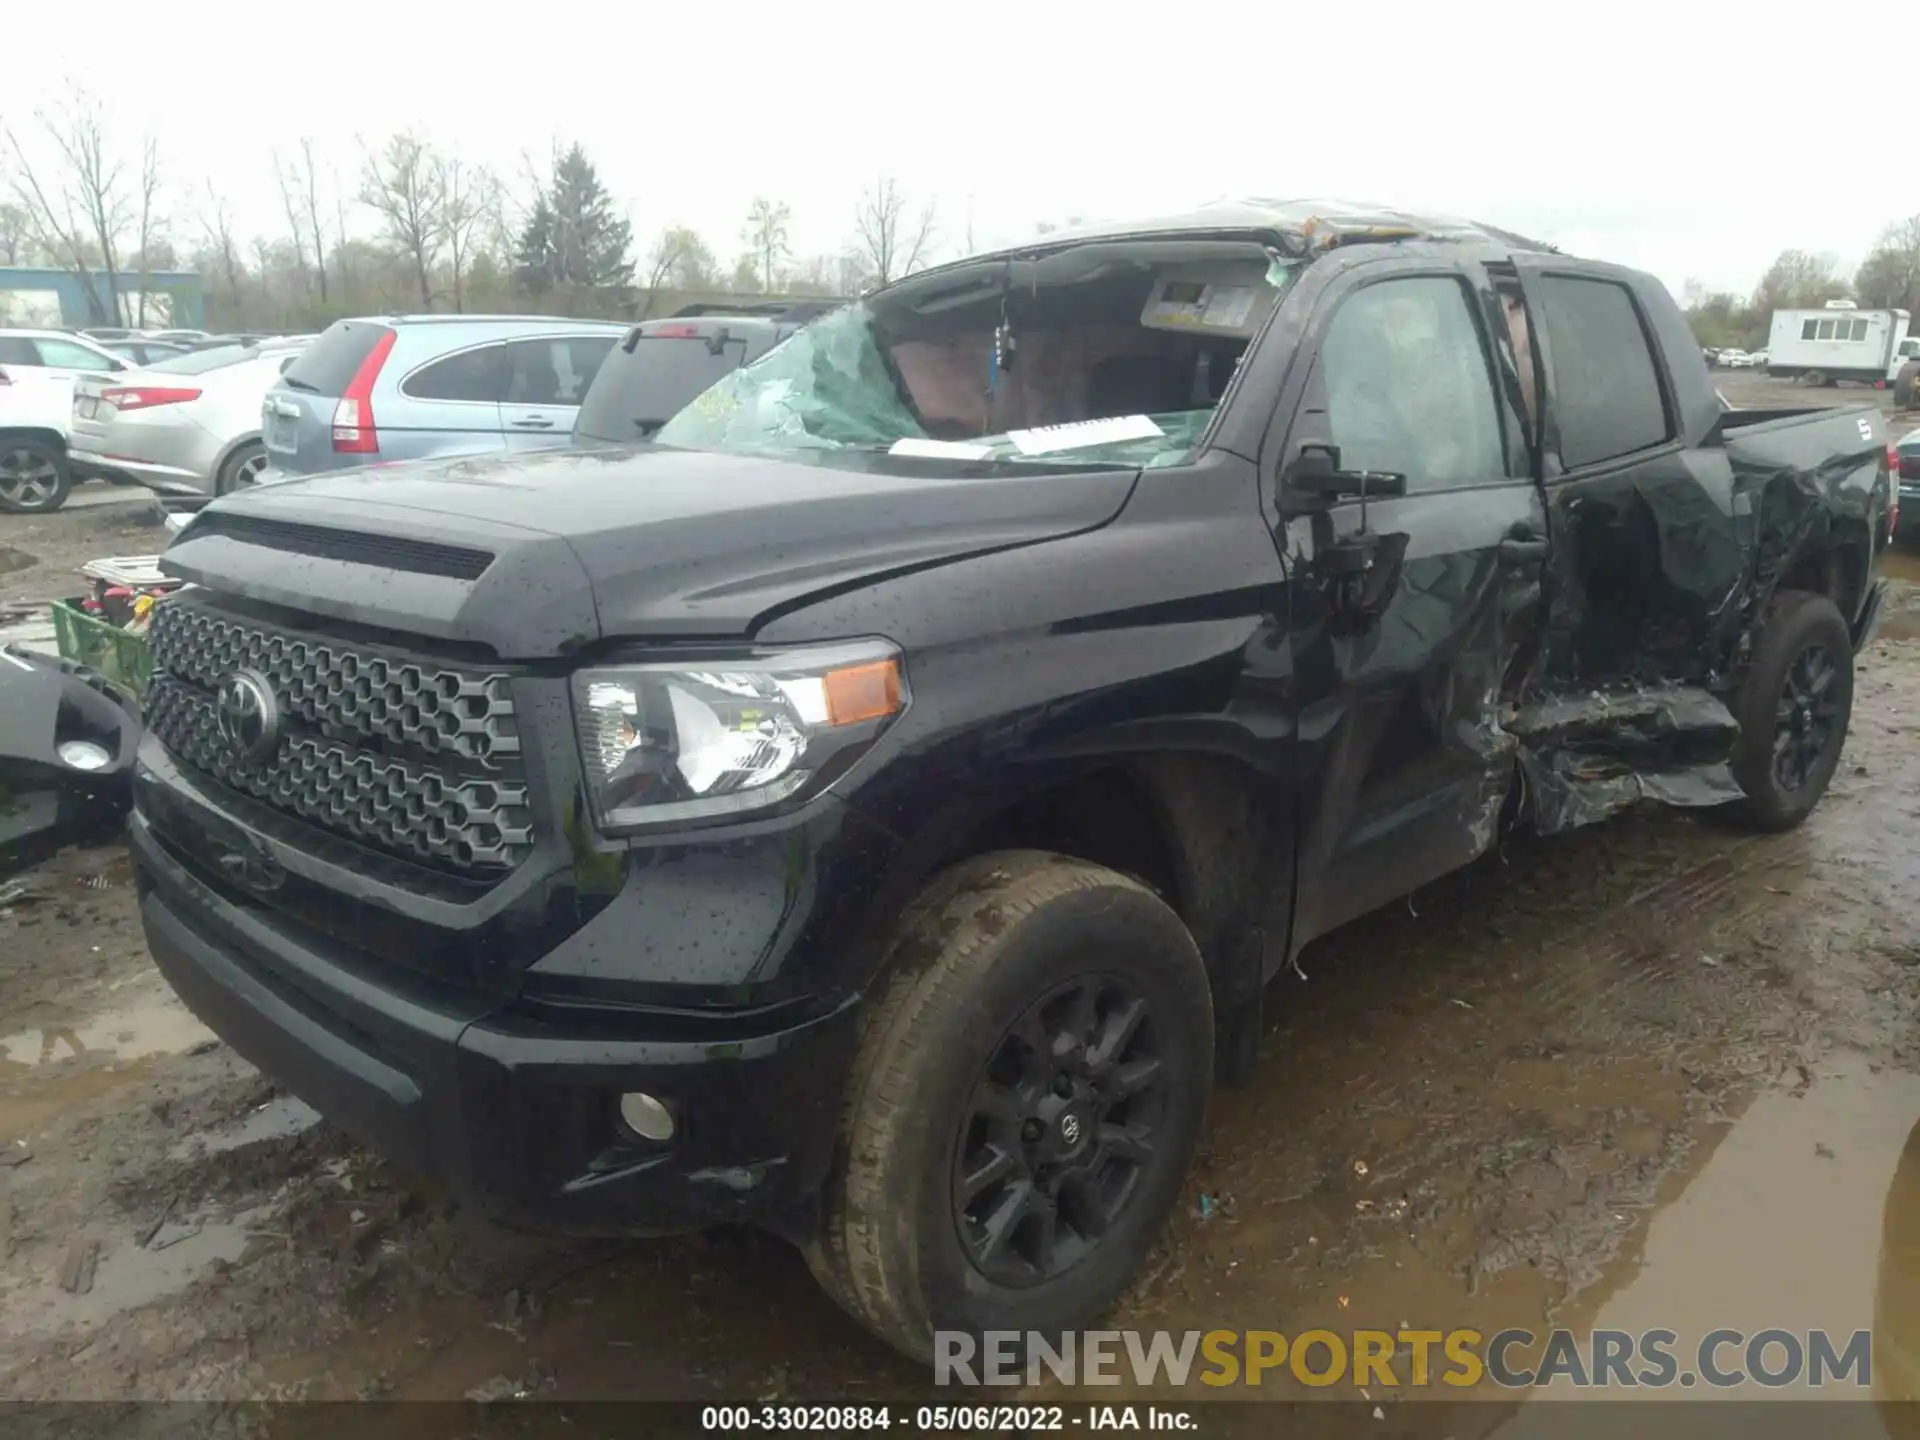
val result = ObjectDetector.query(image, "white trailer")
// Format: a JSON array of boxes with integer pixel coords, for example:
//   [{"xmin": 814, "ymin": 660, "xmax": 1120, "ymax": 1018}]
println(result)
[{"xmin": 1765, "ymin": 301, "xmax": 1914, "ymax": 385}]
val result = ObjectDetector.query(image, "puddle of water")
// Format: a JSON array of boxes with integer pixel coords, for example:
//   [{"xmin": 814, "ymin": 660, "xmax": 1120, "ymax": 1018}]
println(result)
[
  {"xmin": 0, "ymin": 996, "xmax": 213, "ymax": 1071},
  {"xmin": 1460, "ymin": 1054, "xmax": 1920, "ymax": 1437},
  {"xmin": 0, "ymin": 1203, "xmax": 276, "ymax": 1345},
  {"xmin": 169, "ymin": 1095, "xmax": 321, "ymax": 1161}
]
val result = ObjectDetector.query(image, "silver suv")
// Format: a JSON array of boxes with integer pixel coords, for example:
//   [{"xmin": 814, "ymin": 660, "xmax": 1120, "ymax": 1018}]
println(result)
[{"xmin": 260, "ymin": 315, "xmax": 627, "ymax": 477}]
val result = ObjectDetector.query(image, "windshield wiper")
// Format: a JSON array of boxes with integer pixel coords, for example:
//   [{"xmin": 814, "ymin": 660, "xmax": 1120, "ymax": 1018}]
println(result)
[{"xmin": 278, "ymin": 377, "xmax": 320, "ymax": 393}]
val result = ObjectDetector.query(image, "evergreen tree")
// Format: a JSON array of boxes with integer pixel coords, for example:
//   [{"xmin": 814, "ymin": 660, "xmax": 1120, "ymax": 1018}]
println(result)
[
  {"xmin": 514, "ymin": 194, "xmax": 558, "ymax": 295},
  {"xmin": 514, "ymin": 145, "xmax": 634, "ymax": 294}
]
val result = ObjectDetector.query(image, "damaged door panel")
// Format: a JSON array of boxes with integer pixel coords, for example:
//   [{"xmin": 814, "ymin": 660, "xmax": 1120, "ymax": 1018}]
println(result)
[
  {"xmin": 1269, "ymin": 259, "xmax": 1547, "ymax": 943},
  {"xmin": 1508, "ymin": 255, "xmax": 1892, "ymax": 832}
]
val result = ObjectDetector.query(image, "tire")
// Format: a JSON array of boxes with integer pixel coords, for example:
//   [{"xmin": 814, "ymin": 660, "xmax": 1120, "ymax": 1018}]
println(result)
[
  {"xmin": 1896, "ymin": 362, "xmax": 1920, "ymax": 410},
  {"xmin": 1728, "ymin": 591, "xmax": 1854, "ymax": 831},
  {"xmin": 215, "ymin": 441, "xmax": 268, "ymax": 496},
  {"xmin": 0, "ymin": 437, "xmax": 73, "ymax": 514},
  {"xmin": 807, "ymin": 850, "xmax": 1214, "ymax": 1362}
]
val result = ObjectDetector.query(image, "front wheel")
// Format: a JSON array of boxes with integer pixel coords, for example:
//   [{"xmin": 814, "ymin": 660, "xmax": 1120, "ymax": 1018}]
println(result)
[
  {"xmin": 807, "ymin": 851, "xmax": 1214, "ymax": 1361},
  {"xmin": 1729, "ymin": 591, "xmax": 1854, "ymax": 831},
  {"xmin": 0, "ymin": 438, "xmax": 72, "ymax": 513}
]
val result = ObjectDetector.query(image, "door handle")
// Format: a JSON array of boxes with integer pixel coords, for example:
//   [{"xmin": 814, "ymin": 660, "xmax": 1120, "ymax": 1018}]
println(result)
[{"xmin": 510, "ymin": 416, "xmax": 555, "ymax": 430}]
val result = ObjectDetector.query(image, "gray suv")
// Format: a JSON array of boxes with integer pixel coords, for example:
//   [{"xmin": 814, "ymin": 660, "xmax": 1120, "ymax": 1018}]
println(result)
[{"xmin": 260, "ymin": 315, "xmax": 627, "ymax": 477}]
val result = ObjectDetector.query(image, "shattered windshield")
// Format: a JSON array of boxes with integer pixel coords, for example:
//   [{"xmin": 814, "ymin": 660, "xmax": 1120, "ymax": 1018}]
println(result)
[{"xmin": 656, "ymin": 241, "xmax": 1298, "ymax": 470}]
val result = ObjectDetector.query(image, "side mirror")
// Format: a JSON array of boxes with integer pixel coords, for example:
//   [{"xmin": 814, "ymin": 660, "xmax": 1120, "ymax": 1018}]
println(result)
[{"xmin": 1286, "ymin": 442, "xmax": 1408, "ymax": 500}]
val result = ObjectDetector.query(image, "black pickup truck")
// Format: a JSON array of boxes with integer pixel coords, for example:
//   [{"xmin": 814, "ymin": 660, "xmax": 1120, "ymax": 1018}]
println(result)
[{"xmin": 131, "ymin": 201, "xmax": 1892, "ymax": 1360}]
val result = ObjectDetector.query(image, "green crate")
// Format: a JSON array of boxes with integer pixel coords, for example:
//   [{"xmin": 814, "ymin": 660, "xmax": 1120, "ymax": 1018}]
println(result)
[{"xmin": 49, "ymin": 598, "xmax": 154, "ymax": 696}]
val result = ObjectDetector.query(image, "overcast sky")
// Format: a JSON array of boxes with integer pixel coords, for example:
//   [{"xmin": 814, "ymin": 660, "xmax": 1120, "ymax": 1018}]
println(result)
[{"xmin": 6, "ymin": 0, "xmax": 1891, "ymax": 298}]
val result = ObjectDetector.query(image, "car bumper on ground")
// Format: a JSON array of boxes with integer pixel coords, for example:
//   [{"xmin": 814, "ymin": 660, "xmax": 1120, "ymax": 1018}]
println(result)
[{"xmin": 128, "ymin": 799, "xmax": 860, "ymax": 1237}]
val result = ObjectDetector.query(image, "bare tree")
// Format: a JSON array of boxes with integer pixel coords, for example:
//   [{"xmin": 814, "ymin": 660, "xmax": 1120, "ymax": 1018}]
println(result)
[
  {"xmin": 273, "ymin": 149, "xmax": 311, "ymax": 295},
  {"xmin": 1752, "ymin": 248, "xmax": 1850, "ymax": 316},
  {"xmin": 852, "ymin": 175, "xmax": 936, "ymax": 287},
  {"xmin": 741, "ymin": 196, "xmax": 791, "ymax": 293},
  {"xmin": 198, "ymin": 182, "xmax": 243, "ymax": 298},
  {"xmin": 3, "ymin": 98, "xmax": 135, "ymax": 325},
  {"xmin": 51, "ymin": 99, "xmax": 133, "ymax": 324},
  {"xmin": 1855, "ymin": 215, "xmax": 1920, "ymax": 315},
  {"xmin": 638, "ymin": 224, "xmax": 717, "ymax": 314},
  {"xmin": 0, "ymin": 202, "xmax": 37, "ymax": 265},
  {"xmin": 359, "ymin": 134, "xmax": 444, "ymax": 310},
  {"xmin": 132, "ymin": 137, "xmax": 162, "ymax": 326},
  {"xmin": 437, "ymin": 155, "xmax": 495, "ymax": 314},
  {"xmin": 297, "ymin": 139, "xmax": 330, "ymax": 304}
]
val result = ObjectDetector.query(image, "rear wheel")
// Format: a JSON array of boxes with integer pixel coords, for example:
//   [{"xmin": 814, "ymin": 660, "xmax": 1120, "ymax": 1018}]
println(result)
[
  {"xmin": 215, "ymin": 442, "xmax": 268, "ymax": 496},
  {"xmin": 0, "ymin": 438, "xmax": 72, "ymax": 513},
  {"xmin": 1729, "ymin": 591, "xmax": 1854, "ymax": 831},
  {"xmin": 1895, "ymin": 361, "xmax": 1919, "ymax": 410},
  {"xmin": 807, "ymin": 851, "xmax": 1213, "ymax": 1361}
]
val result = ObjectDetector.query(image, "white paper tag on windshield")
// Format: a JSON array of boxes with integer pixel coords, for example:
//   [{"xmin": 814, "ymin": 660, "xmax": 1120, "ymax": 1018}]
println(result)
[
  {"xmin": 1007, "ymin": 414, "xmax": 1165, "ymax": 456},
  {"xmin": 888, "ymin": 437, "xmax": 994, "ymax": 460}
]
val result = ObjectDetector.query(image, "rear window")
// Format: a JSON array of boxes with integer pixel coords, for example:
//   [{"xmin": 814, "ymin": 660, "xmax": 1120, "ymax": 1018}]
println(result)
[
  {"xmin": 279, "ymin": 321, "xmax": 395, "ymax": 396},
  {"xmin": 573, "ymin": 330, "xmax": 756, "ymax": 444},
  {"xmin": 1535, "ymin": 276, "xmax": 1670, "ymax": 469}
]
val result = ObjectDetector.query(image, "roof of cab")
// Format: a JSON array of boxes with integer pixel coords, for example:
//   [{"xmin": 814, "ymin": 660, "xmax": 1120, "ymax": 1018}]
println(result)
[{"xmin": 949, "ymin": 197, "xmax": 1560, "ymax": 270}]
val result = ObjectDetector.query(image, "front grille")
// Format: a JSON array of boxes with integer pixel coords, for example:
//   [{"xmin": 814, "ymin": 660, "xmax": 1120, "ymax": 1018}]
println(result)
[{"xmin": 146, "ymin": 596, "xmax": 533, "ymax": 872}]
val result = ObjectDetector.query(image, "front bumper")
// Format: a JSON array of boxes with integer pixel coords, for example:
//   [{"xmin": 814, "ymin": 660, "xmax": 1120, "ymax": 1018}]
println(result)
[{"xmin": 129, "ymin": 802, "xmax": 861, "ymax": 1235}]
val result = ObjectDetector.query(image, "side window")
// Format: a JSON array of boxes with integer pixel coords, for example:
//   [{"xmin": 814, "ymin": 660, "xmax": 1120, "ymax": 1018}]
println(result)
[
  {"xmin": 504, "ymin": 337, "xmax": 610, "ymax": 407},
  {"xmin": 559, "ymin": 336, "xmax": 616, "ymax": 402},
  {"xmin": 402, "ymin": 344, "xmax": 504, "ymax": 403},
  {"xmin": 34, "ymin": 338, "xmax": 116, "ymax": 371},
  {"xmin": 1318, "ymin": 275, "xmax": 1505, "ymax": 492},
  {"xmin": 1534, "ymin": 275, "xmax": 1670, "ymax": 469},
  {"xmin": 0, "ymin": 337, "xmax": 37, "ymax": 365},
  {"xmin": 1801, "ymin": 319, "xmax": 1819, "ymax": 341},
  {"xmin": 1816, "ymin": 319, "xmax": 1835, "ymax": 341}
]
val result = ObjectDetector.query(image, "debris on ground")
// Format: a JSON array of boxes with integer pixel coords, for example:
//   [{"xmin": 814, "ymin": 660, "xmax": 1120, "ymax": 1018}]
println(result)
[{"xmin": 56, "ymin": 1239, "xmax": 99, "ymax": 1295}]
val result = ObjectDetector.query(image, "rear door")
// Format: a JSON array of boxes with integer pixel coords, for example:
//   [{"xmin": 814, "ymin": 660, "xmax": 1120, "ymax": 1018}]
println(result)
[
  {"xmin": 1272, "ymin": 258, "xmax": 1548, "ymax": 945},
  {"xmin": 1508, "ymin": 262, "xmax": 1709, "ymax": 688},
  {"xmin": 388, "ymin": 341, "xmax": 510, "ymax": 462},
  {"xmin": 500, "ymin": 334, "xmax": 618, "ymax": 450}
]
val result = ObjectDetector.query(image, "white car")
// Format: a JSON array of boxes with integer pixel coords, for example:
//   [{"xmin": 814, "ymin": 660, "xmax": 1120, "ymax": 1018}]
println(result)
[
  {"xmin": 0, "ymin": 329, "xmax": 131, "ymax": 381},
  {"xmin": 0, "ymin": 364, "xmax": 79, "ymax": 512},
  {"xmin": 68, "ymin": 338, "xmax": 313, "ymax": 499},
  {"xmin": 1717, "ymin": 348, "xmax": 1754, "ymax": 368}
]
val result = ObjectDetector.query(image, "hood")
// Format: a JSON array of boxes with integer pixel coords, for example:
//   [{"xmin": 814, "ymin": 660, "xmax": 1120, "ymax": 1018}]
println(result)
[{"xmin": 159, "ymin": 445, "xmax": 1137, "ymax": 657}]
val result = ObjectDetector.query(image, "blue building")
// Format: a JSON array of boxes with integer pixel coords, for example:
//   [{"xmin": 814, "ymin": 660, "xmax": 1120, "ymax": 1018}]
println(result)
[{"xmin": 0, "ymin": 266, "xmax": 205, "ymax": 329}]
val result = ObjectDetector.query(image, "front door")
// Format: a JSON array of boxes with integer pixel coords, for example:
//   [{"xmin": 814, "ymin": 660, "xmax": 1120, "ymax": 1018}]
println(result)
[{"xmin": 1271, "ymin": 258, "xmax": 1549, "ymax": 947}]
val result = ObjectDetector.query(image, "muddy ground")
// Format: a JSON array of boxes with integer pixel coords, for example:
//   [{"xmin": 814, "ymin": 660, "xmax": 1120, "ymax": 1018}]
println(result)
[{"xmin": 2, "ymin": 382, "xmax": 1920, "ymax": 1433}]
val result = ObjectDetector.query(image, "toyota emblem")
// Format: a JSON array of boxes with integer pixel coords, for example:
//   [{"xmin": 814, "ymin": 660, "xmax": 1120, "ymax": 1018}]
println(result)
[{"xmin": 215, "ymin": 669, "xmax": 282, "ymax": 765}]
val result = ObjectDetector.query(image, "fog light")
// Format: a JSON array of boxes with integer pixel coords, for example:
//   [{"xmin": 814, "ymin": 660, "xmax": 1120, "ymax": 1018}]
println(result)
[
  {"xmin": 57, "ymin": 740, "xmax": 111, "ymax": 771},
  {"xmin": 618, "ymin": 1091, "xmax": 676, "ymax": 1142}
]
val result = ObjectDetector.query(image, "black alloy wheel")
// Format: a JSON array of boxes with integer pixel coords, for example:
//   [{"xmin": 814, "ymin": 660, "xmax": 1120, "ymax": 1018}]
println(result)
[{"xmin": 954, "ymin": 973, "xmax": 1168, "ymax": 1287}]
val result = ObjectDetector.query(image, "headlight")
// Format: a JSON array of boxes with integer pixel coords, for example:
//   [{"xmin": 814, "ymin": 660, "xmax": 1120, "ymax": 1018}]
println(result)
[{"xmin": 570, "ymin": 639, "xmax": 907, "ymax": 833}]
